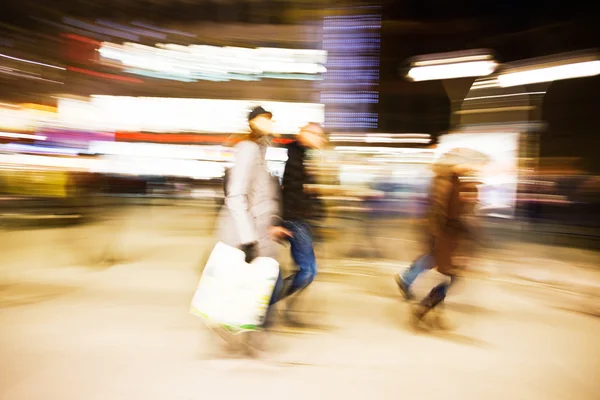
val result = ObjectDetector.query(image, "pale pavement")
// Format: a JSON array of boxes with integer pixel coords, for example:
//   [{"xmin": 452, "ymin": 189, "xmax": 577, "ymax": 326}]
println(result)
[{"xmin": 1, "ymin": 208, "xmax": 599, "ymax": 399}]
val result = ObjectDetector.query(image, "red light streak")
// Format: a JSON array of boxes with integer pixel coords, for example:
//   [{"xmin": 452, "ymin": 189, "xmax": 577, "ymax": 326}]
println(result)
[
  {"xmin": 67, "ymin": 66, "xmax": 143, "ymax": 83},
  {"xmin": 115, "ymin": 132, "xmax": 292, "ymax": 145},
  {"xmin": 61, "ymin": 33, "xmax": 101, "ymax": 46}
]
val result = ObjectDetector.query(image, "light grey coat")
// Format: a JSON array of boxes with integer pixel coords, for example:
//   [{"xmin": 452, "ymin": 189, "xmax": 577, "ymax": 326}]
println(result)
[{"xmin": 215, "ymin": 139, "xmax": 280, "ymax": 258}]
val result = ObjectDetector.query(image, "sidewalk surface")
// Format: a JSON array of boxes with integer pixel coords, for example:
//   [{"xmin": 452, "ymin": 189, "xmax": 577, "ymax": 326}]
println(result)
[{"xmin": 1, "ymin": 205, "xmax": 599, "ymax": 399}]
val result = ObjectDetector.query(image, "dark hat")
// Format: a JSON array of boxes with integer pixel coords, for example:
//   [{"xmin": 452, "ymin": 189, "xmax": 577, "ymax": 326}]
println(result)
[{"xmin": 248, "ymin": 106, "xmax": 272, "ymax": 122}]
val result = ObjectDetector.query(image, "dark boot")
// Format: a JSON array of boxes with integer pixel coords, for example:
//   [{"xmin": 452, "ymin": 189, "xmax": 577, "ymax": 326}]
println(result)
[
  {"xmin": 411, "ymin": 283, "xmax": 448, "ymax": 329},
  {"xmin": 410, "ymin": 303, "xmax": 432, "ymax": 329}
]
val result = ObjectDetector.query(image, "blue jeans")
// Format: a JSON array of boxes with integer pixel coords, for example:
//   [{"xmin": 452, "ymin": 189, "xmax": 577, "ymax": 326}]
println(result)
[
  {"xmin": 402, "ymin": 253, "xmax": 456, "ymax": 309},
  {"xmin": 402, "ymin": 253, "xmax": 435, "ymax": 288},
  {"xmin": 263, "ymin": 221, "xmax": 316, "ymax": 327},
  {"xmin": 263, "ymin": 271, "xmax": 283, "ymax": 328},
  {"xmin": 283, "ymin": 221, "xmax": 318, "ymax": 297}
]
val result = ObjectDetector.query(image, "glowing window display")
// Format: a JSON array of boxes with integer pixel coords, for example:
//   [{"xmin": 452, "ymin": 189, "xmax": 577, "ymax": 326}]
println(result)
[{"xmin": 436, "ymin": 132, "xmax": 519, "ymax": 218}]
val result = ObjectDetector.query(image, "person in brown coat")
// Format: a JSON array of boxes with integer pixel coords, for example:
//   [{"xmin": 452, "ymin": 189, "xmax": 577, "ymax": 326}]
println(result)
[{"xmin": 395, "ymin": 148, "xmax": 486, "ymax": 326}]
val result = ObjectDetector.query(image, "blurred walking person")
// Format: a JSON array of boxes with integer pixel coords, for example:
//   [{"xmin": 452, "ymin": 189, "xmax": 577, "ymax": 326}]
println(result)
[
  {"xmin": 274, "ymin": 123, "xmax": 326, "ymax": 325},
  {"xmin": 216, "ymin": 106, "xmax": 290, "ymax": 333},
  {"xmin": 394, "ymin": 148, "xmax": 486, "ymax": 328}
]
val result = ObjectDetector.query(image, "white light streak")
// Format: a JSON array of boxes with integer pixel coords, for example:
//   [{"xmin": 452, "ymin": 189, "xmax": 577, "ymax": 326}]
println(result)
[
  {"xmin": 0, "ymin": 132, "xmax": 47, "ymax": 140},
  {"xmin": 498, "ymin": 60, "xmax": 600, "ymax": 87},
  {"xmin": 330, "ymin": 133, "xmax": 430, "ymax": 144},
  {"xmin": 464, "ymin": 92, "xmax": 546, "ymax": 101},
  {"xmin": 414, "ymin": 54, "xmax": 493, "ymax": 67},
  {"xmin": 0, "ymin": 53, "xmax": 65, "ymax": 70},
  {"xmin": 408, "ymin": 60, "xmax": 497, "ymax": 81},
  {"xmin": 58, "ymin": 97, "xmax": 325, "ymax": 134},
  {"xmin": 98, "ymin": 42, "xmax": 327, "ymax": 82}
]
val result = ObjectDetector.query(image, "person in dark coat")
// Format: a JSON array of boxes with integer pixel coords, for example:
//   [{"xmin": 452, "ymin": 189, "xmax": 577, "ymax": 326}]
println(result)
[
  {"xmin": 394, "ymin": 148, "xmax": 487, "ymax": 326},
  {"xmin": 273, "ymin": 123, "xmax": 326, "ymax": 319}
]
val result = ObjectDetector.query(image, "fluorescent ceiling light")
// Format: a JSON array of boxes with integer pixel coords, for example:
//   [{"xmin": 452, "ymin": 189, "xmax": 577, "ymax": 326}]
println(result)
[
  {"xmin": 414, "ymin": 54, "xmax": 492, "ymax": 67},
  {"xmin": 498, "ymin": 60, "xmax": 600, "ymax": 87},
  {"xmin": 408, "ymin": 61, "xmax": 497, "ymax": 82},
  {"xmin": 98, "ymin": 42, "xmax": 327, "ymax": 83}
]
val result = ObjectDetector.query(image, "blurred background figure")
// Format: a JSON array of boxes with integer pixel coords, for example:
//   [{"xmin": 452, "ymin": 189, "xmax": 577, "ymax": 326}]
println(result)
[{"xmin": 396, "ymin": 148, "xmax": 488, "ymax": 328}]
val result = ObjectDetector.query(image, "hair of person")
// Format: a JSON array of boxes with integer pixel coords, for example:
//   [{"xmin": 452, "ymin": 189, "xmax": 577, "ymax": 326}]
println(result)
[{"xmin": 303, "ymin": 122, "xmax": 325, "ymax": 134}]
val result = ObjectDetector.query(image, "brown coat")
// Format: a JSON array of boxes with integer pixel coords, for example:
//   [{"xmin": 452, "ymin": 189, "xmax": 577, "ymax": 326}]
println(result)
[{"xmin": 426, "ymin": 167, "xmax": 473, "ymax": 275}]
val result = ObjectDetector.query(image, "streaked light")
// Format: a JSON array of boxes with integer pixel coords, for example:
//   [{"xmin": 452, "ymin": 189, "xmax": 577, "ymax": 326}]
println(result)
[
  {"xmin": 93, "ymin": 156, "xmax": 225, "ymax": 179},
  {"xmin": 63, "ymin": 17, "xmax": 139, "ymax": 41},
  {"xmin": 130, "ymin": 21, "xmax": 197, "ymax": 38},
  {"xmin": 408, "ymin": 60, "xmax": 497, "ymax": 82},
  {"xmin": 334, "ymin": 146, "xmax": 436, "ymax": 154},
  {"xmin": 0, "ymin": 52, "xmax": 65, "ymax": 70},
  {"xmin": 470, "ymin": 78, "xmax": 501, "ymax": 90},
  {"xmin": 96, "ymin": 20, "xmax": 167, "ymax": 40},
  {"xmin": 498, "ymin": 60, "xmax": 600, "ymax": 87},
  {"xmin": 88, "ymin": 141, "xmax": 234, "ymax": 161},
  {"xmin": 2, "ymin": 143, "xmax": 81, "ymax": 155},
  {"xmin": 66, "ymin": 66, "xmax": 144, "ymax": 83},
  {"xmin": 414, "ymin": 54, "xmax": 493, "ymax": 67},
  {"xmin": 464, "ymin": 92, "xmax": 546, "ymax": 101},
  {"xmin": 330, "ymin": 133, "xmax": 430, "ymax": 144},
  {"xmin": 58, "ymin": 97, "xmax": 325, "ymax": 134},
  {"xmin": 0, "ymin": 103, "xmax": 20, "ymax": 109},
  {"xmin": 0, "ymin": 68, "xmax": 64, "ymax": 84},
  {"xmin": 455, "ymin": 106, "xmax": 535, "ymax": 114},
  {"xmin": 0, "ymin": 132, "xmax": 47, "ymax": 140},
  {"xmin": 98, "ymin": 42, "xmax": 327, "ymax": 82},
  {"xmin": 0, "ymin": 154, "xmax": 92, "ymax": 170}
]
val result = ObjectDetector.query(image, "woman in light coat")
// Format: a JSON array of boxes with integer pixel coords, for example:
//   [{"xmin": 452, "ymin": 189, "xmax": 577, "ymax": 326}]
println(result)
[{"xmin": 216, "ymin": 106, "xmax": 289, "ymax": 262}]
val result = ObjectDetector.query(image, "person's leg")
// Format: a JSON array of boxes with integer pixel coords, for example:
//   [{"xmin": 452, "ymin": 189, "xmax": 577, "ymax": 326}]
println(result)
[
  {"xmin": 395, "ymin": 253, "xmax": 435, "ymax": 300},
  {"xmin": 286, "ymin": 222, "xmax": 317, "ymax": 296},
  {"xmin": 262, "ymin": 271, "xmax": 283, "ymax": 329},
  {"xmin": 403, "ymin": 254, "xmax": 435, "ymax": 287},
  {"xmin": 280, "ymin": 222, "xmax": 317, "ymax": 299}
]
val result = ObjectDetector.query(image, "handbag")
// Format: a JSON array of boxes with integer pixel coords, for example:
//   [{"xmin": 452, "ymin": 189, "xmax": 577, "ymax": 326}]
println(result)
[{"xmin": 190, "ymin": 242, "xmax": 279, "ymax": 333}]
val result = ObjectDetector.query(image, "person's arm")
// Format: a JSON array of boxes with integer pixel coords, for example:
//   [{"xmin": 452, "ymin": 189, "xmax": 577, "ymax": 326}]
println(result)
[
  {"xmin": 270, "ymin": 174, "xmax": 284, "ymax": 227},
  {"xmin": 428, "ymin": 175, "xmax": 453, "ymax": 238},
  {"xmin": 226, "ymin": 141, "xmax": 259, "ymax": 248}
]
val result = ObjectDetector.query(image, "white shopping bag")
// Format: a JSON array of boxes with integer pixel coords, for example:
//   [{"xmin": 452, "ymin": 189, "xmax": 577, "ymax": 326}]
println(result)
[{"xmin": 190, "ymin": 242, "xmax": 279, "ymax": 333}]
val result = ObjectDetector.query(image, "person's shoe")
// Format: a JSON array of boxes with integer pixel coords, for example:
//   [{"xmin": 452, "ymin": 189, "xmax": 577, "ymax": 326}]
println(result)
[
  {"xmin": 395, "ymin": 274, "xmax": 414, "ymax": 301},
  {"xmin": 410, "ymin": 304, "xmax": 431, "ymax": 330}
]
